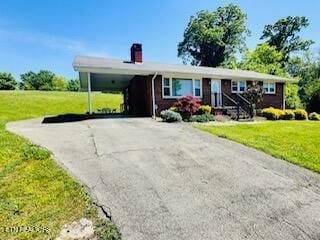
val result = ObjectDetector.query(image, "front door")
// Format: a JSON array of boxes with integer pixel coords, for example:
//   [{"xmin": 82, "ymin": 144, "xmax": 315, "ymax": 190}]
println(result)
[{"xmin": 211, "ymin": 79, "xmax": 222, "ymax": 107}]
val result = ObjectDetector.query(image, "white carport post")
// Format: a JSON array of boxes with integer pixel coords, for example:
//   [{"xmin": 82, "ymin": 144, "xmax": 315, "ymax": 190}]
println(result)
[
  {"xmin": 151, "ymin": 72, "xmax": 158, "ymax": 119},
  {"xmin": 87, "ymin": 72, "xmax": 92, "ymax": 114}
]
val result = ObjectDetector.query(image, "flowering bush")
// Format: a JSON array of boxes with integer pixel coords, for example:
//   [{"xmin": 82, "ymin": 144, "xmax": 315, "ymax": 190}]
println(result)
[
  {"xmin": 281, "ymin": 110, "xmax": 295, "ymax": 120},
  {"xmin": 309, "ymin": 112, "xmax": 320, "ymax": 120},
  {"xmin": 262, "ymin": 107, "xmax": 283, "ymax": 120},
  {"xmin": 198, "ymin": 105, "xmax": 212, "ymax": 114},
  {"xmin": 294, "ymin": 109, "xmax": 308, "ymax": 120},
  {"xmin": 168, "ymin": 106, "xmax": 178, "ymax": 112},
  {"xmin": 173, "ymin": 95, "xmax": 201, "ymax": 118},
  {"xmin": 215, "ymin": 114, "xmax": 229, "ymax": 122}
]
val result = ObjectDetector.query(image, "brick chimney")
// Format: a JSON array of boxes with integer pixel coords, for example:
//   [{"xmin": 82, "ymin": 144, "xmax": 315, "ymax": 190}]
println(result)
[{"xmin": 130, "ymin": 43, "xmax": 142, "ymax": 63}]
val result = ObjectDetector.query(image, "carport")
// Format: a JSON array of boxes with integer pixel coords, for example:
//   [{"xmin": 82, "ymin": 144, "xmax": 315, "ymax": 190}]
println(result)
[
  {"xmin": 75, "ymin": 71, "xmax": 157, "ymax": 117},
  {"xmin": 73, "ymin": 44, "xmax": 158, "ymax": 117}
]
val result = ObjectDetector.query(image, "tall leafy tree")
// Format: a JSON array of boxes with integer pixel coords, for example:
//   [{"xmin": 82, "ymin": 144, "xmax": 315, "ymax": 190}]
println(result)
[
  {"xmin": 285, "ymin": 83, "xmax": 301, "ymax": 109},
  {"xmin": 36, "ymin": 70, "xmax": 55, "ymax": 90},
  {"xmin": 286, "ymin": 51, "xmax": 320, "ymax": 110},
  {"xmin": 260, "ymin": 16, "xmax": 314, "ymax": 63},
  {"xmin": 20, "ymin": 70, "xmax": 55, "ymax": 90},
  {"xmin": 67, "ymin": 79, "xmax": 80, "ymax": 91},
  {"xmin": 178, "ymin": 4, "xmax": 249, "ymax": 67},
  {"xmin": 52, "ymin": 76, "xmax": 68, "ymax": 91},
  {"xmin": 239, "ymin": 43, "xmax": 285, "ymax": 76},
  {"xmin": 239, "ymin": 43, "xmax": 301, "ymax": 109},
  {"xmin": 0, "ymin": 72, "xmax": 17, "ymax": 90},
  {"xmin": 20, "ymin": 71, "xmax": 37, "ymax": 90},
  {"xmin": 307, "ymin": 82, "xmax": 320, "ymax": 113}
]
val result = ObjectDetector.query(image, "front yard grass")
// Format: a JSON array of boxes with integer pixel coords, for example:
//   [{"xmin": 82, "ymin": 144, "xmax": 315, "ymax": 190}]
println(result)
[
  {"xmin": 196, "ymin": 121, "xmax": 320, "ymax": 173},
  {"xmin": 0, "ymin": 91, "xmax": 122, "ymax": 239}
]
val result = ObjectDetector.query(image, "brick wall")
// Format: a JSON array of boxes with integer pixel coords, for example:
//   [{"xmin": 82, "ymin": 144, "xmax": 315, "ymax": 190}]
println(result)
[
  {"xmin": 221, "ymin": 79, "xmax": 284, "ymax": 109},
  {"xmin": 257, "ymin": 82, "xmax": 284, "ymax": 109},
  {"xmin": 154, "ymin": 76, "xmax": 211, "ymax": 115},
  {"xmin": 128, "ymin": 76, "xmax": 284, "ymax": 116},
  {"xmin": 154, "ymin": 75, "xmax": 175, "ymax": 115}
]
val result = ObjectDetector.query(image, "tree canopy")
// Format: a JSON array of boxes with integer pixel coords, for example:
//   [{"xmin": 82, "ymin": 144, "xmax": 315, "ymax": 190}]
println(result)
[
  {"xmin": 20, "ymin": 70, "xmax": 55, "ymax": 90},
  {"xmin": 260, "ymin": 16, "xmax": 314, "ymax": 63},
  {"xmin": 286, "ymin": 51, "xmax": 320, "ymax": 111},
  {"xmin": 0, "ymin": 72, "xmax": 17, "ymax": 90},
  {"xmin": 52, "ymin": 76, "xmax": 68, "ymax": 91},
  {"xmin": 67, "ymin": 79, "xmax": 80, "ymax": 92},
  {"xmin": 178, "ymin": 4, "xmax": 249, "ymax": 67},
  {"xmin": 239, "ymin": 43, "xmax": 285, "ymax": 76},
  {"xmin": 20, "ymin": 70, "xmax": 71, "ymax": 91}
]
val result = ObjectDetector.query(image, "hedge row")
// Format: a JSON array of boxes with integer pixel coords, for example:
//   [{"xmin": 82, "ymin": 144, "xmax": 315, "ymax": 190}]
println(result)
[{"xmin": 261, "ymin": 107, "xmax": 318, "ymax": 120}]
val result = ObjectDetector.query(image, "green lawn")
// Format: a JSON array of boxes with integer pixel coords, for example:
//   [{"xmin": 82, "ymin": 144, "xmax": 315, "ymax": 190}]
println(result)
[
  {"xmin": 196, "ymin": 121, "xmax": 320, "ymax": 173},
  {"xmin": 0, "ymin": 91, "xmax": 122, "ymax": 240}
]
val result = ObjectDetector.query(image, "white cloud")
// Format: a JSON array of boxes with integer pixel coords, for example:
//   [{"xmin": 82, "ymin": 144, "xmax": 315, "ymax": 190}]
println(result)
[{"xmin": 0, "ymin": 29, "xmax": 107, "ymax": 56}]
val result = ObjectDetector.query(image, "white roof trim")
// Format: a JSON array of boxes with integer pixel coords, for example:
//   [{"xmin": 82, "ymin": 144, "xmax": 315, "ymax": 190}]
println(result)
[{"xmin": 73, "ymin": 55, "xmax": 294, "ymax": 82}]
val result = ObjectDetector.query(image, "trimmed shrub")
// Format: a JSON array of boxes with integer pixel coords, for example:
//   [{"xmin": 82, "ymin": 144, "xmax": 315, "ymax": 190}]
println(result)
[
  {"xmin": 294, "ymin": 109, "xmax": 308, "ymax": 120},
  {"xmin": 309, "ymin": 112, "xmax": 320, "ymax": 121},
  {"xmin": 198, "ymin": 105, "xmax": 212, "ymax": 114},
  {"xmin": 173, "ymin": 95, "xmax": 200, "ymax": 118},
  {"xmin": 262, "ymin": 107, "xmax": 283, "ymax": 120},
  {"xmin": 281, "ymin": 110, "xmax": 295, "ymax": 120},
  {"xmin": 185, "ymin": 113, "xmax": 215, "ymax": 122},
  {"xmin": 160, "ymin": 110, "xmax": 182, "ymax": 122}
]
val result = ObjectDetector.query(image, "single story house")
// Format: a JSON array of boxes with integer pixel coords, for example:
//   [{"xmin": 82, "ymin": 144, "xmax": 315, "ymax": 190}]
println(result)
[{"xmin": 73, "ymin": 43, "xmax": 292, "ymax": 118}]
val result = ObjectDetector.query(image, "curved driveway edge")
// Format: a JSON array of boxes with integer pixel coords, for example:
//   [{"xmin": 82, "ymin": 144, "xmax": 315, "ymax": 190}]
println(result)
[{"xmin": 7, "ymin": 117, "xmax": 320, "ymax": 240}]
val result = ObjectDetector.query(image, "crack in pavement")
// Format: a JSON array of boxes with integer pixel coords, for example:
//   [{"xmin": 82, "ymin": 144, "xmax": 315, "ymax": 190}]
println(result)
[
  {"xmin": 282, "ymin": 218, "xmax": 316, "ymax": 240},
  {"xmin": 85, "ymin": 122, "xmax": 100, "ymax": 157}
]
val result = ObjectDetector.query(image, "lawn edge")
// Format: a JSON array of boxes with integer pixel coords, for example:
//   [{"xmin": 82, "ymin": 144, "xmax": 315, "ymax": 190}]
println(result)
[
  {"xmin": 4, "ymin": 119, "xmax": 122, "ymax": 239},
  {"xmin": 194, "ymin": 124, "xmax": 320, "ymax": 174}
]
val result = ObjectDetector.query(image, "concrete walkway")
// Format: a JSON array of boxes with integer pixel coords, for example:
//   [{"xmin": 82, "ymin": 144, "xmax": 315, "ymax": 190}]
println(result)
[{"xmin": 7, "ymin": 118, "xmax": 320, "ymax": 240}]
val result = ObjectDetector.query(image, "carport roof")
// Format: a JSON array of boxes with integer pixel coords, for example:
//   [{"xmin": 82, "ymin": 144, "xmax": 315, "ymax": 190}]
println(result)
[{"xmin": 73, "ymin": 55, "xmax": 293, "ymax": 82}]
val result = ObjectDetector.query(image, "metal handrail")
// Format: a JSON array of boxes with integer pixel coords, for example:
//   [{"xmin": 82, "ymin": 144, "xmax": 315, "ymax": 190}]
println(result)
[
  {"xmin": 236, "ymin": 93, "xmax": 251, "ymax": 105},
  {"xmin": 222, "ymin": 93, "xmax": 238, "ymax": 105},
  {"xmin": 236, "ymin": 94, "xmax": 253, "ymax": 118},
  {"xmin": 220, "ymin": 92, "xmax": 253, "ymax": 120}
]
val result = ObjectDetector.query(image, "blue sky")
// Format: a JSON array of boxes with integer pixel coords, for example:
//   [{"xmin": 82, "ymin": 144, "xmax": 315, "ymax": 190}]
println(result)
[{"xmin": 0, "ymin": 0, "xmax": 319, "ymax": 81}]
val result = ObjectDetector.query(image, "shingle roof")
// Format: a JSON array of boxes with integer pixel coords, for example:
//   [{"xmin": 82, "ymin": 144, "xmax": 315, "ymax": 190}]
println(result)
[{"xmin": 73, "ymin": 56, "xmax": 292, "ymax": 82}]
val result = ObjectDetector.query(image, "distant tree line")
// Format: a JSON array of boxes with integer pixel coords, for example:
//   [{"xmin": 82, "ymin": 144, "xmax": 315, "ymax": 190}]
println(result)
[
  {"xmin": 179, "ymin": 4, "xmax": 319, "ymax": 112},
  {"xmin": 0, "ymin": 70, "xmax": 80, "ymax": 92}
]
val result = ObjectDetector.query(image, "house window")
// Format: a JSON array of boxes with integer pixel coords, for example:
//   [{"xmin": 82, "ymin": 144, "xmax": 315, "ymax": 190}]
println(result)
[
  {"xmin": 194, "ymin": 79, "xmax": 201, "ymax": 97},
  {"xmin": 231, "ymin": 80, "xmax": 246, "ymax": 93},
  {"xmin": 172, "ymin": 78, "xmax": 193, "ymax": 96},
  {"xmin": 263, "ymin": 82, "xmax": 276, "ymax": 94},
  {"xmin": 162, "ymin": 77, "xmax": 202, "ymax": 98},
  {"xmin": 163, "ymin": 78, "xmax": 170, "ymax": 96}
]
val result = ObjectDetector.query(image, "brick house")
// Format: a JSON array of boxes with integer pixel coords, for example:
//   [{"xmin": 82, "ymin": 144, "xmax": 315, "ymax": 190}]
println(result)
[{"xmin": 73, "ymin": 43, "xmax": 292, "ymax": 117}]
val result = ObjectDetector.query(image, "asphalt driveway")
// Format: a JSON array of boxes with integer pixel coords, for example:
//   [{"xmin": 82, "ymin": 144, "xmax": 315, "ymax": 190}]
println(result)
[{"xmin": 7, "ymin": 117, "xmax": 320, "ymax": 240}]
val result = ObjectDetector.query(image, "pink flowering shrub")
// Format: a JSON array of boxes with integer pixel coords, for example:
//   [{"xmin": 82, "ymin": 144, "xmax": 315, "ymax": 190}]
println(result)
[
  {"xmin": 214, "ymin": 114, "xmax": 228, "ymax": 122},
  {"xmin": 173, "ymin": 95, "xmax": 201, "ymax": 117}
]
